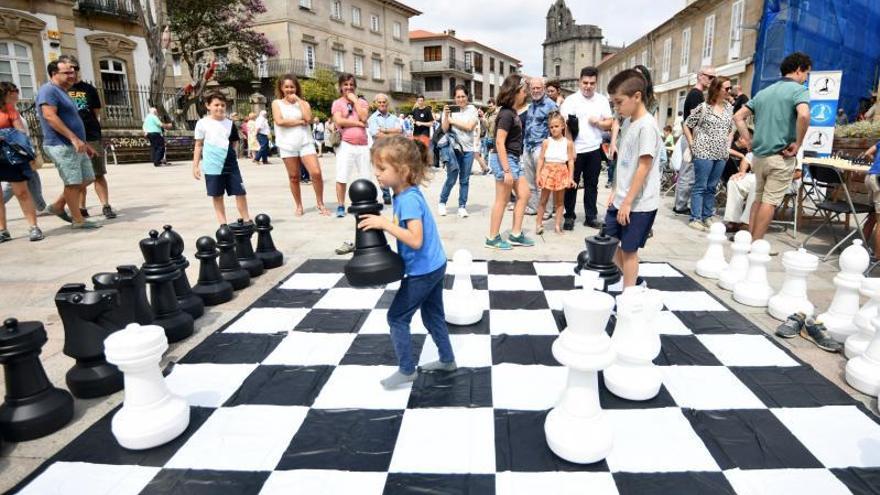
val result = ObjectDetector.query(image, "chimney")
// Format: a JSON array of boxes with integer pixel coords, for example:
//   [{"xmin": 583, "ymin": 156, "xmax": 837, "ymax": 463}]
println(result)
[{"xmin": 447, "ymin": 29, "xmax": 456, "ymax": 37}]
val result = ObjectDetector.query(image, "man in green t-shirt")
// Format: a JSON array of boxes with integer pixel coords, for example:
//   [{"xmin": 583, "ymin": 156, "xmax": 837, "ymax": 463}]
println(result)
[
  {"xmin": 734, "ymin": 52, "xmax": 811, "ymax": 242},
  {"xmin": 143, "ymin": 108, "xmax": 172, "ymax": 167}
]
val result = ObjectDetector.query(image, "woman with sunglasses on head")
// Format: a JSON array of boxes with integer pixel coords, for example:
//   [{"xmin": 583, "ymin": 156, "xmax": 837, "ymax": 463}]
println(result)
[
  {"xmin": 673, "ymin": 66, "xmax": 717, "ymax": 216},
  {"xmin": 683, "ymin": 76, "xmax": 735, "ymax": 231},
  {"xmin": 485, "ymin": 74, "xmax": 534, "ymax": 250}
]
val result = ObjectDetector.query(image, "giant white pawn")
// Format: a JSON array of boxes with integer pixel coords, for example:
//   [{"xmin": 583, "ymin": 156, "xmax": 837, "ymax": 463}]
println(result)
[
  {"xmin": 845, "ymin": 278, "xmax": 880, "ymax": 358},
  {"xmin": 818, "ymin": 240, "xmax": 870, "ymax": 343},
  {"xmin": 604, "ymin": 286, "xmax": 665, "ymax": 401},
  {"xmin": 733, "ymin": 240, "xmax": 774, "ymax": 307},
  {"xmin": 845, "ymin": 314, "xmax": 880, "ymax": 395},
  {"xmin": 545, "ymin": 271, "xmax": 616, "ymax": 464},
  {"xmin": 104, "ymin": 323, "xmax": 190, "ymax": 450},
  {"xmin": 767, "ymin": 248, "xmax": 819, "ymax": 321},
  {"xmin": 718, "ymin": 230, "xmax": 752, "ymax": 291},
  {"xmin": 443, "ymin": 249, "xmax": 483, "ymax": 326},
  {"xmin": 696, "ymin": 222, "xmax": 728, "ymax": 279}
]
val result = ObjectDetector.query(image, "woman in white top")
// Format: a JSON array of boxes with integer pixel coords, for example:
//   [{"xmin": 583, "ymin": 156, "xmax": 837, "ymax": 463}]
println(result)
[
  {"xmin": 272, "ymin": 74, "xmax": 328, "ymax": 216},
  {"xmin": 438, "ymin": 84, "xmax": 479, "ymax": 217}
]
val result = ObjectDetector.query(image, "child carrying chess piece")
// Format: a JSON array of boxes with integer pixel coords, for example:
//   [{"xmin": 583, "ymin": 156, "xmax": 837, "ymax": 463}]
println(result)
[
  {"xmin": 603, "ymin": 69, "xmax": 663, "ymax": 288},
  {"xmin": 192, "ymin": 91, "xmax": 252, "ymax": 225},
  {"xmin": 356, "ymin": 136, "xmax": 457, "ymax": 389},
  {"xmin": 535, "ymin": 111, "xmax": 576, "ymax": 235},
  {"xmin": 860, "ymin": 142, "xmax": 880, "ymax": 254}
]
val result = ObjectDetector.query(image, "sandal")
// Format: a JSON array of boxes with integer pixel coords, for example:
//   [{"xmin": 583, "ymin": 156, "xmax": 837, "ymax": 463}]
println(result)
[{"xmin": 536, "ymin": 226, "xmax": 544, "ymax": 236}]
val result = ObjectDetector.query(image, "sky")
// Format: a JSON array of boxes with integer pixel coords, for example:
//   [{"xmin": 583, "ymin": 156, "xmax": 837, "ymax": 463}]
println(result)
[{"xmin": 404, "ymin": 0, "xmax": 686, "ymax": 75}]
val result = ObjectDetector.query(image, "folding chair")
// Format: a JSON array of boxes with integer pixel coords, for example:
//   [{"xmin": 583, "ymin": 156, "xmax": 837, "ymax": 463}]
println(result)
[
  {"xmin": 800, "ymin": 163, "xmax": 873, "ymax": 261},
  {"xmin": 771, "ymin": 181, "xmax": 799, "ymax": 239}
]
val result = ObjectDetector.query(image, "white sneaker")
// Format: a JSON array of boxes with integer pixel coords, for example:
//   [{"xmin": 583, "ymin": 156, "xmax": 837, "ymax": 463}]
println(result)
[
  {"xmin": 438, "ymin": 203, "xmax": 447, "ymax": 216},
  {"xmin": 457, "ymin": 207, "xmax": 469, "ymax": 218}
]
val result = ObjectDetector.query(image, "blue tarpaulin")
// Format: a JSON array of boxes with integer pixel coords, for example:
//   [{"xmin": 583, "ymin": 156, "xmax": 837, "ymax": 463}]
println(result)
[{"xmin": 752, "ymin": 0, "xmax": 880, "ymax": 119}]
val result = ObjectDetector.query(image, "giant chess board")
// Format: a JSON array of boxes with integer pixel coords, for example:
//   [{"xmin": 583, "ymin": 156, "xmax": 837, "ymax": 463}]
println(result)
[{"xmin": 12, "ymin": 259, "xmax": 880, "ymax": 494}]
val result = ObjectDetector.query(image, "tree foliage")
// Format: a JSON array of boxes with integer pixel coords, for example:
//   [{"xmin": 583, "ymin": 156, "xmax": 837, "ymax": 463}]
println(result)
[
  {"xmin": 167, "ymin": 0, "xmax": 277, "ymax": 116},
  {"xmin": 299, "ymin": 69, "xmax": 339, "ymax": 121}
]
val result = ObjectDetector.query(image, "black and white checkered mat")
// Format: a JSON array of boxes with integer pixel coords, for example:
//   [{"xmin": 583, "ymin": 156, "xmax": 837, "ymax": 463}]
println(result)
[{"xmin": 12, "ymin": 259, "xmax": 880, "ymax": 494}]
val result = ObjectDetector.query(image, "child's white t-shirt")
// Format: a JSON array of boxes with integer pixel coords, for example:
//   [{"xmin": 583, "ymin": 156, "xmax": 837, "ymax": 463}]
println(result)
[
  {"xmin": 613, "ymin": 114, "xmax": 663, "ymax": 212},
  {"xmin": 194, "ymin": 117, "xmax": 233, "ymax": 175}
]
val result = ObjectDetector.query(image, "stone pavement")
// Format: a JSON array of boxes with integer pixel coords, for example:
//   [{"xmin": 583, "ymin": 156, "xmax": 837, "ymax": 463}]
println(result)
[{"xmin": 0, "ymin": 154, "xmax": 875, "ymax": 491}]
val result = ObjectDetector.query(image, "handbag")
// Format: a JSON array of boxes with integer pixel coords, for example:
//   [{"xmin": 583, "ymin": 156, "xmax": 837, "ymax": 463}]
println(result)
[{"xmin": 326, "ymin": 125, "xmax": 341, "ymax": 147}]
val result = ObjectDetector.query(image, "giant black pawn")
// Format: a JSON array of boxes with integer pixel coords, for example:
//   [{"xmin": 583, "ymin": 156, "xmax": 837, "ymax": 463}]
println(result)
[
  {"xmin": 216, "ymin": 224, "xmax": 251, "ymax": 291},
  {"xmin": 0, "ymin": 318, "xmax": 74, "ymax": 442},
  {"xmin": 344, "ymin": 179, "xmax": 404, "ymax": 287},
  {"xmin": 140, "ymin": 230, "xmax": 194, "ymax": 343},
  {"xmin": 582, "ymin": 232, "xmax": 622, "ymax": 291},
  {"xmin": 159, "ymin": 225, "xmax": 205, "ymax": 320},
  {"xmin": 54, "ymin": 284, "xmax": 123, "ymax": 398},
  {"xmin": 92, "ymin": 265, "xmax": 154, "ymax": 329},
  {"xmin": 254, "ymin": 214, "xmax": 283, "ymax": 269},
  {"xmin": 192, "ymin": 236, "xmax": 234, "ymax": 306},
  {"xmin": 229, "ymin": 219, "xmax": 264, "ymax": 277}
]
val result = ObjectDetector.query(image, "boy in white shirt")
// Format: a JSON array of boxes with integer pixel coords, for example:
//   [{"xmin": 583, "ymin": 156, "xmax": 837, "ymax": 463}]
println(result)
[
  {"xmin": 192, "ymin": 91, "xmax": 251, "ymax": 225},
  {"xmin": 604, "ymin": 70, "xmax": 662, "ymax": 288}
]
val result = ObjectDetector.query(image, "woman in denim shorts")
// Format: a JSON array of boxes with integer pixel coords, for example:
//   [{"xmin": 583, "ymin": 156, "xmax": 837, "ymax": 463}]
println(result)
[{"xmin": 486, "ymin": 74, "xmax": 534, "ymax": 250}]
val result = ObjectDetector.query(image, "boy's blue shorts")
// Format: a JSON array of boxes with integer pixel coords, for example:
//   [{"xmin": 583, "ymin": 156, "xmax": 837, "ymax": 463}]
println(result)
[
  {"xmin": 603, "ymin": 207, "xmax": 657, "ymax": 253},
  {"xmin": 205, "ymin": 169, "xmax": 247, "ymax": 197}
]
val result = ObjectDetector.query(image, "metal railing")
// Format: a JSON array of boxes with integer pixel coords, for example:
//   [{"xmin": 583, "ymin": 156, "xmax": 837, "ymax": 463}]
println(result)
[
  {"xmin": 75, "ymin": 0, "xmax": 139, "ymax": 20},
  {"xmin": 410, "ymin": 59, "xmax": 472, "ymax": 74},
  {"xmin": 17, "ymin": 83, "xmax": 250, "ymax": 149},
  {"xmin": 389, "ymin": 80, "xmax": 424, "ymax": 95},
  {"xmin": 254, "ymin": 58, "xmax": 339, "ymax": 79}
]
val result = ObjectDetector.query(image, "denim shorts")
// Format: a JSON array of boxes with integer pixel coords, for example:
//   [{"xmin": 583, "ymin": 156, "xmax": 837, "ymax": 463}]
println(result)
[
  {"xmin": 205, "ymin": 168, "xmax": 247, "ymax": 197},
  {"xmin": 488, "ymin": 152, "xmax": 523, "ymax": 181},
  {"xmin": 603, "ymin": 207, "xmax": 657, "ymax": 253},
  {"xmin": 44, "ymin": 144, "xmax": 95, "ymax": 186}
]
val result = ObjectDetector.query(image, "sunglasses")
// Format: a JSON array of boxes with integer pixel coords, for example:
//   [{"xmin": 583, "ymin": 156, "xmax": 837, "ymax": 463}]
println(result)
[
  {"xmin": 701, "ymin": 73, "xmax": 715, "ymax": 80},
  {"xmin": 724, "ymin": 86, "xmax": 732, "ymax": 92}
]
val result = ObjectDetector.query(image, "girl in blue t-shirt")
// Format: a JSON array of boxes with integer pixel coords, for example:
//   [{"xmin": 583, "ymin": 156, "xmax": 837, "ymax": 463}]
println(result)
[{"xmin": 357, "ymin": 136, "xmax": 457, "ymax": 389}]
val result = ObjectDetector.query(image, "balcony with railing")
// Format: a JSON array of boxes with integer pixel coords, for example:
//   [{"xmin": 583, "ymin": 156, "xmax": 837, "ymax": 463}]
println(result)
[
  {"xmin": 253, "ymin": 58, "xmax": 339, "ymax": 79},
  {"xmin": 410, "ymin": 59, "xmax": 472, "ymax": 75},
  {"xmin": 389, "ymin": 80, "xmax": 424, "ymax": 95},
  {"xmin": 75, "ymin": 0, "xmax": 139, "ymax": 21}
]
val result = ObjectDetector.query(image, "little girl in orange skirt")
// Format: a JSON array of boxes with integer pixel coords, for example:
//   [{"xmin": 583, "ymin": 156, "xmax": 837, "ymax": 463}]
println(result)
[{"xmin": 536, "ymin": 111, "xmax": 576, "ymax": 234}]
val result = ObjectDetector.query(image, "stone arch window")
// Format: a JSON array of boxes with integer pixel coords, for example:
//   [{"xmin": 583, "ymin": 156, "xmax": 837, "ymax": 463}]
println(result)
[
  {"xmin": 84, "ymin": 33, "xmax": 139, "ymax": 123},
  {"xmin": 98, "ymin": 57, "xmax": 135, "ymax": 123},
  {"xmin": 0, "ymin": 8, "xmax": 47, "ymax": 91},
  {"xmin": 0, "ymin": 40, "xmax": 37, "ymax": 99}
]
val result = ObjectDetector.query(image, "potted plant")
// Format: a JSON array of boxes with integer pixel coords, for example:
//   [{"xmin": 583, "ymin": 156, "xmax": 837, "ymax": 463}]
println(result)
[{"xmin": 834, "ymin": 121, "xmax": 880, "ymax": 155}]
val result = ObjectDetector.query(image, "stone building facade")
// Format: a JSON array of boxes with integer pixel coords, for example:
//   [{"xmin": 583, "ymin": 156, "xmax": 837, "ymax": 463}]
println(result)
[
  {"xmin": 254, "ymin": 0, "xmax": 421, "ymax": 106},
  {"xmin": 542, "ymin": 0, "xmax": 619, "ymax": 92},
  {"xmin": 1, "ymin": 1, "xmax": 154, "ymax": 101},
  {"xmin": 408, "ymin": 29, "xmax": 521, "ymax": 107},
  {"xmin": 597, "ymin": 0, "xmax": 764, "ymax": 126}
]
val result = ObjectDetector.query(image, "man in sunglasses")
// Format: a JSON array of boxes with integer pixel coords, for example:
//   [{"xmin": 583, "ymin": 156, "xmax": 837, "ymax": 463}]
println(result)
[
  {"xmin": 36, "ymin": 58, "xmax": 101, "ymax": 229},
  {"xmin": 673, "ymin": 66, "xmax": 716, "ymax": 216},
  {"xmin": 59, "ymin": 55, "xmax": 117, "ymax": 220}
]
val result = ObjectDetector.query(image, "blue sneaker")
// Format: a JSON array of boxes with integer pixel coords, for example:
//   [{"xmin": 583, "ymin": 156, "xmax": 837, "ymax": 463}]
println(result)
[
  {"xmin": 485, "ymin": 234, "xmax": 512, "ymax": 250},
  {"xmin": 336, "ymin": 206, "xmax": 345, "ymax": 218},
  {"xmin": 508, "ymin": 232, "xmax": 535, "ymax": 247}
]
